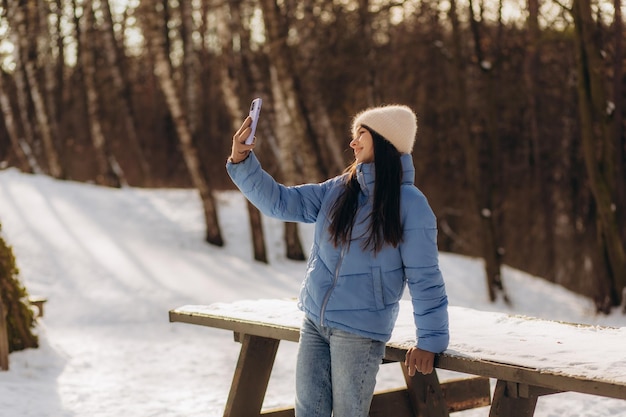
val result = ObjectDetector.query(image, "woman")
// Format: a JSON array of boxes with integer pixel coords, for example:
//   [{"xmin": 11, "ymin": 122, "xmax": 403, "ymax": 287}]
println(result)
[{"xmin": 227, "ymin": 104, "xmax": 449, "ymax": 417}]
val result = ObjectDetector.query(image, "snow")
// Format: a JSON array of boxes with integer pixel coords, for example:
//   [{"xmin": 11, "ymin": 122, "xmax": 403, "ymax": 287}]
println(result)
[
  {"xmin": 179, "ymin": 298, "xmax": 626, "ymax": 385},
  {"xmin": 0, "ymin": 167, "xmax": 625, "ymax": 417}
]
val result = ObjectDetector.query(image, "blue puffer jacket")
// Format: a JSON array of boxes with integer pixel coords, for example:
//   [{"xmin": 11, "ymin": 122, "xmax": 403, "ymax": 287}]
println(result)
[{"xmin": 226, "ymin": 152, "xmax": 449, "ymax": 353}]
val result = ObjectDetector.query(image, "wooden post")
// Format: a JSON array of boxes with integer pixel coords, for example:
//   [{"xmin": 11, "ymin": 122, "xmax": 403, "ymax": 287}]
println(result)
[
  {"xmin": 0, "ymin": 297, "xmax": 9, "ymax": 371},
  {"xmin": 223, "ymin": 333, "xmax": 280, "ymax": 417},
  {"xmin": 489, "ymin": 380, "xmax": 538, "ymax": 417},
  {"xmin": 28, "ymin": 296, "xmax": 47, "ymax": 318},
  {"xmin": 401, "ymin": 362, "xmax": 449, "ymax": 417}
]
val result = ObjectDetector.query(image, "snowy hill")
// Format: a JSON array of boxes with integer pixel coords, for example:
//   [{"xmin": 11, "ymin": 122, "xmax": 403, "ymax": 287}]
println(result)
[{"xmin": 0, "ymin": 168, "xmax": 624, "ymax": 417}]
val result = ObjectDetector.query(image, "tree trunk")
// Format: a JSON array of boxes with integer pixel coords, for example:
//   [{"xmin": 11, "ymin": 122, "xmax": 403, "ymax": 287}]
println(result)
[
  {"xmin": 180, "ymin": 0, "xmax": 199, "ymax": 136},
  {"xmin": 9, "ymin": 54, "xmax": 39, "ymax": 171},
  {"xmin": 572, "ymin": 0, "xmax": 626, "ymax": 311},
  {"xmin": 80, "ymin": 0, "xmax": 124, "ymax": 187},
  {"xmin": 54, "ymin": 0, "xmax": 64, "ymax": 123},
  {"xmin": 38, "ymin": 0, "xmax": 62, "ymax": 160},
  {"xmin": 357, "ymin": 0, "xmax": 378, "ymax": 105},
  {"xmin": 3, "ymin": 5, "xmax": 41, "ymax": 173},
  {"xmin": 0, "ymin": 70, "xmax": 39, "ymax": 173},
  {"xmin": 140, "ymin": 1, "xmax": 224, "ymax": 246},
  {"xmin": 216, "ymin": 0, "xmax": 268, "ymax": 263},
  {"xmin": 259, "ymin": 0, "xmax": 322, "ymax": 184},
  {"xmin": 259, "ymin": 0, "xmax": 323, "ymax": 260},
  {"xmin": 612, "ymin": 0, "xmax": 625, "ymax": 243},
  {"xmin": 10, "ymin": 1, "xmax": 64, "ymax": 178},
  {"xmin": 293, "ymin": 0, "xmax": 345, "ymax": 176},
  {"xmin": 247, "ymin": 200, "xmax": 268, "ymax": 263},
  {"xmin": 523, "ymin": 0, "xmax": 556, "ymax": 280},
  {"xmin": 100, "ymin": 0, "xmax": 152, "ymax": 186},
  {"xmin": 284, "ymin": 221, "xmax": 306, "ymax": 261},
  {"xmin": 467, "ymin": 0, "xmax": 507, "ymax": 303}
]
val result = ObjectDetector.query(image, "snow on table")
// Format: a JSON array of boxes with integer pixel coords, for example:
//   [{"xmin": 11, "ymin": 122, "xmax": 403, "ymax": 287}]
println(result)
[{"xmin": 175, "ymin": 298, "xmax": 626, "ymax": 387}]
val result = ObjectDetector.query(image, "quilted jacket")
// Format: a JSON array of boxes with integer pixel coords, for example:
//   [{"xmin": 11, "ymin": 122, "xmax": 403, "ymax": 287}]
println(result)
[{"xmin": 226, "ymin": 152, "xmax": 449, "ymax": 353}]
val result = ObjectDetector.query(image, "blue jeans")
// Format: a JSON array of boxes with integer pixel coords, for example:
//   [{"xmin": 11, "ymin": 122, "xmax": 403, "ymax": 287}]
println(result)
[{"xmin": 295, "ymin": 317, "xmax": 386, "ymax": 417}]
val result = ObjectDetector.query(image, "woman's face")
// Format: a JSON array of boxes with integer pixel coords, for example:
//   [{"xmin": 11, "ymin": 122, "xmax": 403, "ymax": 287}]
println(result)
[{"xmin": 350, "ymin": 127, "xmax": 374, "ymax": 163}]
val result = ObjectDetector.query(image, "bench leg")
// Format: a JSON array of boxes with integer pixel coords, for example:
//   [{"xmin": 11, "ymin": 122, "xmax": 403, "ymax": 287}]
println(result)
[
  {"xmin": 400, "ymin": 363, "xmax": 450, "ymax": 417},
  {"xmin": 223, "ymin": 334, "xmax": 280, "ymax": 417},
  {"xmin": 489, "ymin": 380, "xmax": 538, "ymax": 417},
  {"xmin": 0, "ymin": 298, "xmax": 9, "ymax": 371}
]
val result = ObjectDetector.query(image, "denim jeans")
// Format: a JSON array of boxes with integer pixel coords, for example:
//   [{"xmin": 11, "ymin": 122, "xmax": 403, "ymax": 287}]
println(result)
[{"xmin": 295, "ymin": 317, "xmax": 386, "ymax": 417}]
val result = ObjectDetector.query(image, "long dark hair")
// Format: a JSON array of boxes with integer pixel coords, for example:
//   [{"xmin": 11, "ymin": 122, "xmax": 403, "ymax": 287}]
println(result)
[{"xmin": 328, "ymin": 126, "xmax": 403, "ymax": 253}]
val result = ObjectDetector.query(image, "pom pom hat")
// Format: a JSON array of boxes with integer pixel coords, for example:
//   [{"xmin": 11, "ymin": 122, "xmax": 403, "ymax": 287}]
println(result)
[{"xmin": 351, "ymin": 104, "xmax": 418, "ymax": 154}]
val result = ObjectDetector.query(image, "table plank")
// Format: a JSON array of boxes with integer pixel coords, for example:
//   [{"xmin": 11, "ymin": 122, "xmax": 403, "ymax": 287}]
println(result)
[
  {"xmin": 170, "ymin": 299, "xmax": 626, "ymax": 401},
  {"xmin": 169, "ymin": 308, "xmax": 299, "ymax": 343}
]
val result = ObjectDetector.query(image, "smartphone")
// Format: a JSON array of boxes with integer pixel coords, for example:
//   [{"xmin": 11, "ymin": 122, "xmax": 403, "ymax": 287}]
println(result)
[{"xmin": 245, "ymin": 98, "xmax": 262, "ymax": 145}]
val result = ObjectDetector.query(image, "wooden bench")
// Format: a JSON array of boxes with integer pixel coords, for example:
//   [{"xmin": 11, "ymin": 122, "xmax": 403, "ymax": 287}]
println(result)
[
  {"xmin": 28, "ymin": 295, "xmax": 48, "ymax": 318},
  {"xmin": 0, "ymin": 295, "xmax": 49, "ymax": 371},
  {"xmin": 169, "ymin": 299, "xmax": 626, "ymax": 417}
]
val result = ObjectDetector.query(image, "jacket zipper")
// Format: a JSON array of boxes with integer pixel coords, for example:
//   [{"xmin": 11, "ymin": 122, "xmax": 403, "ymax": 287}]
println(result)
[{"xmin": 320, "ymin": 244, "xmax": 347, "ymax": 326}]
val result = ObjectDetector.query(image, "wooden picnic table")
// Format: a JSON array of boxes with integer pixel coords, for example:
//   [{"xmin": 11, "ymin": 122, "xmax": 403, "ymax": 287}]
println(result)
[{"xmin": 169, "ymin": 298, "xmax": 626, "ymax": 417}]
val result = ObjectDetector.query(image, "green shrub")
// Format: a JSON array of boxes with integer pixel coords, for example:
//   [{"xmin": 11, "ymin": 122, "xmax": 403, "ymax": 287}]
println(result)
[{"xmin": 0, "ymin": 223, "xmax": 38, "ymax": 352}]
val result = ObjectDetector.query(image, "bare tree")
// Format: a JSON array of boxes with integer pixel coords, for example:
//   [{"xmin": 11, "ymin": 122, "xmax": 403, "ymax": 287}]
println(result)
[
  {"xmin": 38, "ymin": 0, "xmax": 63, "ymax": 161},
  {"xmin": 571, "ymin": 0, "xmax": 626, "ymax": 311},
  {"xmin": 139, "ymin": 1, "xmax": 224, "ymax": 246},
  {"xmin": 447, "ymin": 0, "xmax": 508, "ymax": 303},
  {"xmin": 522, "ymin": 0, "xmax": 557, "ymax": 283},
  {"xmin": 356, "ymin": 0, "xmax": 377, "ymax": 105},
  {"xmin": 7, "ymin": 53, "xmax": 39, "ymax": 171},
  {"xmin": 216, "ymin": 0, "xmax": 268, "ymax": 263},
  {"xmin": 99, "ymin": 0, "xmax": 152, "ymax": 185},
  {"xmin": 291, "ymin": 0, "xmax": 346, "ymax": 176},
  {"xmin": 466, "ymin": 0, "xmax": 508, "ymax": 303},
  {"xmin": 179, "ymin": 0, "xmax": 199, "ymax": 136},
  {"xmin": 9, "ymin": 1, "xmax": 63, "ymax": 178},
  {"xmin": 259, "ymin": 0, "xmax": 322, "ymax": 183},
  {"xmin": 80, "ymin": 0, "xmax": 124, "ymax": 187},
  {"xmin": 53, "ymin": 0, "xmax": 64, "ymax": 123},
  {"xmin": 612, "ymin": 0, "xmax": 625, "ymax": 243},
  {"xmin": 0, "ymin": 69, "xmax": 40, "ymax": 173},
  {"xmin": 259, "ymin": 0, "xmax": 326, "ymax": 260}
]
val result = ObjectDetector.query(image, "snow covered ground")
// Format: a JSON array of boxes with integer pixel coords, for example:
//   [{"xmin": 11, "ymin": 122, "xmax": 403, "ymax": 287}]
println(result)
[{"xmin": 0, "ymin": 168, "xmax": 624, "ymax": 417}]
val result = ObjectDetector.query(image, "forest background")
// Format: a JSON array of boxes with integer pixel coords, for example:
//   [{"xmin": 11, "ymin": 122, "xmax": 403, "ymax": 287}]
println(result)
[{"xmin": 0, "ymin": 0, "xmax": 624, "ymax": 313}]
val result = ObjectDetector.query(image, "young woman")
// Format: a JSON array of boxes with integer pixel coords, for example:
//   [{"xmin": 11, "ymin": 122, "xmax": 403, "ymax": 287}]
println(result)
[{"xmin": 227, "ymin": 104, "xmax": 449, "ymax": 417}]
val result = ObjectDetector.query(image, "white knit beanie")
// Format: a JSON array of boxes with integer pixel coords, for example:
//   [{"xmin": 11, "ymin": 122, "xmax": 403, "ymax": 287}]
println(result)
[{"xmin": 351, "ymin": 104, "xmax": 418, "ymax": 154}]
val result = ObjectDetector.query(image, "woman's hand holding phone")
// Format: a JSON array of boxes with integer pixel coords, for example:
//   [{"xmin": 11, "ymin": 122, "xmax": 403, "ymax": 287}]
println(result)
[
  {"xmin": 230, "ymin": 116, "xmax": 256, "ymax": 163},
  {"xmin": 229, "ymin": 98, "xmax": 262, "ymax": 164}
]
